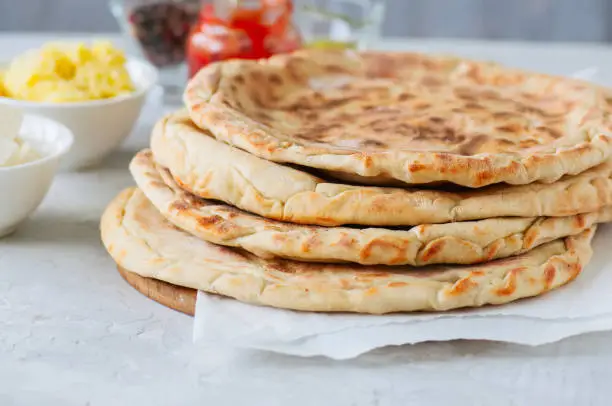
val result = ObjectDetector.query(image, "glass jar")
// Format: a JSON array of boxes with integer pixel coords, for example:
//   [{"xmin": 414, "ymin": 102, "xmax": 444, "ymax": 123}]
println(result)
[
  {"xmin": 110, "ymin": 0, "xmax": 200, "ymax": 103},
  {"xmin": 186, "ymin": 0, "xmax": 302, "ymax": 78},
  {"xmin": 294, "ymin": 0, "xmax": 385, "ymax": 50}
]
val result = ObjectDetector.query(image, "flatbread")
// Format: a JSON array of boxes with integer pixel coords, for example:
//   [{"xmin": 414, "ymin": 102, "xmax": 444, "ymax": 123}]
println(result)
[
  {"xmin": 151, "ymin": 112, "xmax": 612, "ymax": 227},
  {"xmin": 184, "ymin": 50, "xmax": 612, "ymax": 188},
  {"xmin": 133, "ymin": 148, "xmax": 611, "ymax": 266},
  {"xmin": 101, "ymin": 188, "xmax": 596, "ymax": 314}
]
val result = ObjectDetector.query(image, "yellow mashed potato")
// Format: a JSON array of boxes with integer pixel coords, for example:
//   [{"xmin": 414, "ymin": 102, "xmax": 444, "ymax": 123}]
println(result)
[{"xmin": 0, "ymin": 41, "xmax": 135, "ymax": 102}]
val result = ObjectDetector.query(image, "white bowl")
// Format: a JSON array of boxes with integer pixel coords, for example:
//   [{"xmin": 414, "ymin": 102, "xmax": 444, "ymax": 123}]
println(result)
[
  {"xmin": 0, "ymin": 58, "xmax": 158, "ymax": 171},
  {"xmin": 0, "ymin": 115, "xmax": 73, "ymax": 238}
]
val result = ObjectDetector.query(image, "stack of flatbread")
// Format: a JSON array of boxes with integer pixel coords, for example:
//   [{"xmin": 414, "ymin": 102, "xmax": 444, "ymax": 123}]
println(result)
[{"xmin": 101, "ymin": 50, "xmax": 612, "ymax": 314}]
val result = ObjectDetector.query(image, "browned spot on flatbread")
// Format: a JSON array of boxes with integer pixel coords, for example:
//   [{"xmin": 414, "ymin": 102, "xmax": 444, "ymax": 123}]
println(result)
[
  {"xmin": 357, "ymin": 271, "xmax": 392, "ymax": 279},
  {"xmin": 419, "ymin": 239, "xmax": 445, "ymax": 263},
  {"xmin": 234, "ymin": 74, "xmax": 245, "ymax": 84},
  {"xmin": 197, "ymin": 215, "xmax": 223, "ymax": 227},
  {"xmin": 397, "ymin": 93, "xmax": 414, "ymax": 101},
  {"xmin": 256, "ymin": 112, "xmax": 273, "ymax": 122},
  {"xmin": 204, "ymin": 109, "xmax": 226, "ymax": 125},
  {"xmin": 312, "ymin": 92, "xmax": 325, "ymax": 102},
  {"xmin": 496, "ymin": 123, "xmax": 523, "ymax": 133},
  {"xmin": 464, "ymin": 102, "xmax": 484, "ymax": 110},
  {"xmin": 305, "ymin": 111, "xmax": 319, "ymax": 121},
  {"xmin": 480, "ymin": 89, "xmax": 502, "ymax": 100},
  {"xmin": 414, "ymin": 224, "xmax": 429, "ymax": 233},
  {"xmin": 408, "ymin": 162, "xmax": 427, "ymax": 173},
  {"xmin": 182, "ymin": 193, "xmax": 207, "ymax": 209},
  {"xmin": 360, "ymin": 239, "xmax": 408, "ymax": 265},
  {"xmin": 300, "ymin": 235, "xmax": 320, "ymax": 253},
  {"xmin": 454, "ymin": 87, "xmax": 477, "ymax": 101},
  {"xmin": 515, "ymin": 103, "xmax": 554, "ymax": 117},
  {"xmin": 322, "ymin": 97, "xmax": 361, "ymax": 110},
  {"xmin": 413, "ymin": 101, "xmax": 431, "ymax": 110},
  {"xmin": 537, "ymin": 126, "xmax": 563, "ymax": 139},
  {"xmin": 442, "ymin": 129, "xmax": 466, "ymax": 144},
  {"xmin": 149, "ymin": 180, "xmax": 168, "ymax": 189},
  {"xmin": 496, "ymin": 266, "xmax": 527, "ymax": 296},
  {"xmin": 522, "ymin": 229, "xmax": 538, "ymax": 250},
  {"xmin": 170, "ymin": 200, "xmax": 190, "ymax": 211},
  {"xmin": 446, "ymin": 276, "xmax": 476, "ymax": 296},
  {"xmin": 492, "ymin": 111, "xmax": 518, "ymax": 119},
  {"xmin": 225, "ymin": 210, "xmax": 239, "ymax": 219},
  {"xmin": 272, "ymin": 234, "xmax": 287, "ymax": 243},
  {"xmin": 311, "ymin": 216, "xmax": 338, "ymax": 226},
  {"xmin": 496, "ymin": 138, "xmax": 516, "ymax": 146},
  {"xmin": 519, "ymin": 139, "xmax": 540, "ymax": 149},
  {"xmin": 428, "ymin": 116, "xmax": 445, "ymax": 124},
  {"xmin": 574, "ymin": 213, "xmax": 586, "ymax": 229},
  {"xmin": 476, "ymin": 169, "xmax": 495, "ymax": 186},
  {"xmin": 268, "ymin": 73, "xmax": 283, "ymax": 85},
  {"xmin": 568, "ymin": 263, "xmax": 583, "ymax": 281},
  {"xmin": 362, "ymin": 139, "xmax": 388, "ymax": 148},
  {"xmin": 456, "ymin": 134, "xmax": 489, "ymax": 155},
  {"xmin": 249, "ymin": 69, "xmax": 264, "ymax": 81},
  {"xmin": 333, "ymin": 232, "xmax": 358, "ymax": 248},
  {"xmin": 484, "ymin": 240, "xmax": 503, "ymax": 260},
  {"xmin": 176, "ymin": 174, "xmax": 214, "ymax": 198},
  {"xmin": 543, "ymin": 264, "xmax": 556, "ymax": 289},
  {"xmin": 251, "ymin": 91, "xmax": 264, "ymax": 107},
  {"xmin": 422, "ymin": 76, "xmax": 443, "ymax": 87}
]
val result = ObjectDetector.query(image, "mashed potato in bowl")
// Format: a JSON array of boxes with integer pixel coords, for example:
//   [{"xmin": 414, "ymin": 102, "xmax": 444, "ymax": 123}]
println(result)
[{"xmin": 0, "ymin": 41, "xmax": 135, "ymax": 103}]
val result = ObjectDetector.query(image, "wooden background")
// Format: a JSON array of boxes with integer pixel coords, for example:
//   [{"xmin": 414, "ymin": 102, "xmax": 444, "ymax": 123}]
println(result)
[{"xmin": 1, "ymin": 0, "xmax": 611, "ymax": 42}]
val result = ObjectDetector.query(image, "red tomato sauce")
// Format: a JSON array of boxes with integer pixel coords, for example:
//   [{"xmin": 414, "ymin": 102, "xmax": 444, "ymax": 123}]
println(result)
[{"xmin": 186, "ymin": 0, "xmax": 301, "ymax": 78}]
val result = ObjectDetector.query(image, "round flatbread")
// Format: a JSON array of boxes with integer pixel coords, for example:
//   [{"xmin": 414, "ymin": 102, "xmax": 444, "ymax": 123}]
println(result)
[
  {"xmin": 101, "ymin": 188, "xmax": 596, "ymax": 314},
  {"xmin": 133, "ymin": 148, "xmax": 611, "ymax": 266},
  {"xmin": 151, "ymin": 112, "xmax": 612, "ymax": 227},
  {"xmin": 184, "ymin": 50, "xmax": 612, "ymax": 188}
]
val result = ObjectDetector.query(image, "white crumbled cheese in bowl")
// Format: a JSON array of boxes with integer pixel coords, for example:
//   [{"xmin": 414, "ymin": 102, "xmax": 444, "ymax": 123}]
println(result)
[
  {"xmin": 0, "ymin": 104, "xmax": 40, "ymax": 167},
  {"xmin": 0, "ymin": 111, "xmax": 73, "ymax": 238}
]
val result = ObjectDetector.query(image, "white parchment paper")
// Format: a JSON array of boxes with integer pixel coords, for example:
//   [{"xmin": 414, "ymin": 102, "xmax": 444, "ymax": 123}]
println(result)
[
  {"xmin": 193, "ymin": 224, "xmax": 612, "ymax": 359},
  {"xmin": 193, "ymin": 67, "xmax": 612, "ymax": 360}
]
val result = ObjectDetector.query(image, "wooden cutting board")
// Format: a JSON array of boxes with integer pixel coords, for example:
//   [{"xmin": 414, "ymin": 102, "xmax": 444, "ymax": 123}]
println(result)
[{"xmin": 117, "ymin": 266, "xmax": 196, "ymax": 316}]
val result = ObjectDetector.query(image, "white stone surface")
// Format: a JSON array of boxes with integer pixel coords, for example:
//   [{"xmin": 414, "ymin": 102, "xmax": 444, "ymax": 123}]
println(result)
[{"xmin": 2, "ymin": 34, "xmax": 612, "ymax": 406}]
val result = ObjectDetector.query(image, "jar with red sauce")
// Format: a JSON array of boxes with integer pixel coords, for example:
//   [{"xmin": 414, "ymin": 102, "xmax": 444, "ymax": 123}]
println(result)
[{"xmin": 186, "ymin": 0, "xmax": 302, "ymax": 78}]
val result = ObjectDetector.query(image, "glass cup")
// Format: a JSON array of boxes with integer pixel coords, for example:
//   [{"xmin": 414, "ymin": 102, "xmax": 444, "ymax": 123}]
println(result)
[
  {"xmin": 110, "ymin": 0, "xmax": 201, "ymax": 104},
  {"xmin": 294, "ymin": 0, "xmax": 385, "ymax": 50}
]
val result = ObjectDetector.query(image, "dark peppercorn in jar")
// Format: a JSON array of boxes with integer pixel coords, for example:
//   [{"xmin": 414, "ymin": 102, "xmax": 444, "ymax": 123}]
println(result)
[{"xmin": 111, "ymin": 0, "xmax": 200, "ymax": 68}]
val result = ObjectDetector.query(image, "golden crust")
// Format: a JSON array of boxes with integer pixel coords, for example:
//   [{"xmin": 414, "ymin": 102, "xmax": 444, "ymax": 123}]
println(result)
[
  {"xmin": 100, "ymin": 188, "xmax": 596, "ymax": 314},
  {"xmin": 151, "ymin": 112, "xmax": 612, "ymax": 227},
  {"xmin": 185, "ymin": 50, "xmax": 612, "ymax": 187},
  {"xmin": 133, "ymin": 148, "xmax": 611, "ymax": 266}
]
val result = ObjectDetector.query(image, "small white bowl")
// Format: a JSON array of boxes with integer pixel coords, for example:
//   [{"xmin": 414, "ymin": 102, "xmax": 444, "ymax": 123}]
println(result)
[
  {"xmin": 0, "ymin": 58, "xmax": 158, "ymax": 171},
  {"xmin": 0, "ymin": 115, "xmax": 73, "ymax": 238}
]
